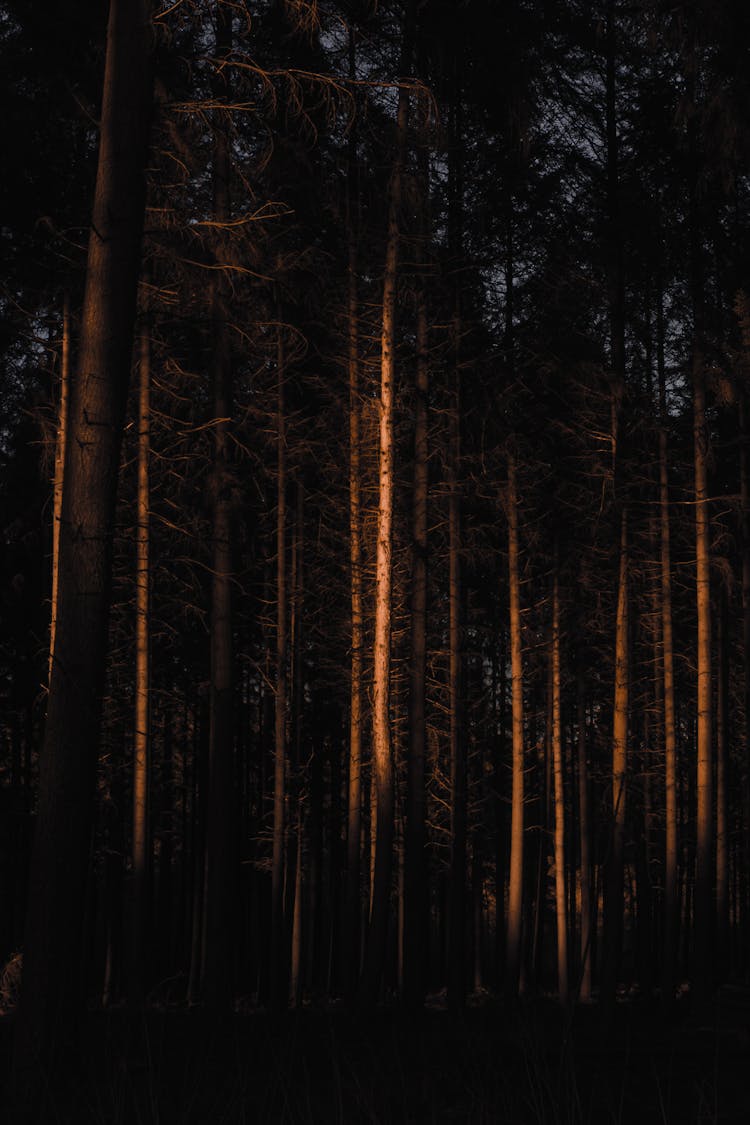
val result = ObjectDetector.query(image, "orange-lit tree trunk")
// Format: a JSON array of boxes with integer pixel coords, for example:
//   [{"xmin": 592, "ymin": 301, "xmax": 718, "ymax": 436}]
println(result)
[
  {"xmin": 131, "ymin": 311, "xmax": 150, "ymax": 1000},
  {"xmin": 601, "ymin": 509, "xmax": 629, "ymax": 1014},
  {"xmin": 202, "ymin": 5, "xmax": 235, "ymax": 1010},
  {"xmin": 13, "ymin": 0, "xmax": 153, "ymax": 1084},
  {"xmin": 576, "ymin": 670, "xmax": 592, "ymax": 1001},
  {"xmin": 271, "ymin": 317, "xmax": 288, "ymax": 1010},
  {"xmin": 692, "ymin": 348, "xmax": 713, "ymax": 1004},
  {"xmin": 49, "ymin": 292, "xmax": 70, "ymax": 683},
  {"xmin": 505, "ymin": 449, "xmax": 525, "ymax": 995},
  {"xmin": 359, "ymin": 39, "xmax": 411, "ymax": 1008},
  {"xmin": 551, "ymin": 568, "xmax": 568, "ymax": 1003}
]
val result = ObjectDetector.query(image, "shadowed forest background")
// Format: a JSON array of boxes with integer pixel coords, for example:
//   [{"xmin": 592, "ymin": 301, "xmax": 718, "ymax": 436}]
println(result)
[{"xmin": 2, "ymin": 0, "xmax": 750, "ymax": 1120}]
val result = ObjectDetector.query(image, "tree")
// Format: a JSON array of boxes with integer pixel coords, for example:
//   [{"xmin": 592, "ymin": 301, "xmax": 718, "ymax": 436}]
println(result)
[{"xmin": 13, "ymin": 0, "xmax": 154, "ymax": 1090}]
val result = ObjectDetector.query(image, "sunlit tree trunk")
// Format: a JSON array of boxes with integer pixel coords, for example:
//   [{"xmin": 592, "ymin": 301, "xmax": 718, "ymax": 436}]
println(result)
[
  {"xmin": 13, "ymin": 0, "xmax": 153, "ymax": 1085},
  {"xmin": 131, "ymin": 311, "xmax": 150, "ymax": 1000},
  {"xmin": 203, "ymin": 5, "xmax": 235, "ymax": 1009},
  {"xmin": 49, "ymin": 292, "xmax": 70, "ymax": 683},
  {"xmin": 359, "ymin": 41, "xmax": 410, "ymax": 1007},
  {"xmin": 505, "ymin": 449, "xmax": 525, "ymax": 995},
  {"xmin": 551, "ymin": 568, "xmax": 568, "ymax": 1003},
  {"xmin": 692, "ymin": 347, "xmax": 713, "ymax": 1004},
  {"xmin": 601, "ymin": 509, "xmax": 629, "ymax": 1014}
]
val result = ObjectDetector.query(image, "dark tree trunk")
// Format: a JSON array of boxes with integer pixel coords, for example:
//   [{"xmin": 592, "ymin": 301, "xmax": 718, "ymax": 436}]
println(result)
[{"xmin": 13, "ymin": 0, "xmax": 153, "ymax": 1091}]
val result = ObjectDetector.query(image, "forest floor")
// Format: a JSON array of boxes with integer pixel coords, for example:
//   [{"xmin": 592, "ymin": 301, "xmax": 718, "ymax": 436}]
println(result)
[{"xmin": 2, "ymin": 990, "xmax": 750, "ymax": 1124}]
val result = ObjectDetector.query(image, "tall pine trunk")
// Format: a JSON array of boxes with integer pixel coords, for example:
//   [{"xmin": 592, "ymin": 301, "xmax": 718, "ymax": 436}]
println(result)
[
  {"xmin": 13, "ymin": 0, "xmax": 153, "ymax": 1086},
  {"xmin": 359, "ymin": 37, "xmax": 411, "ymax": 1006},
  {"xmin": 692, "ymin": 348, "xmax": 713, "ymax": 1004},
  {"xmin": 657, "ymin": 287, "xmax": 678, "ymax": 1008},
  {"xmin": 131, "ymin": 311, "xmax": 150, "ymax": 1000},
  {"xmin": 203, "ymin": 6, "xmax": 235, "ymax": 1009},
  {"xmin": 271, "ymin": 317, "xmax": 288, "ymax": 1009},
  {"xmin": 345, "ymin": 43, "xmax": 363, "ymax": 1000},
  {"xmin": 551, "ymin": 568, "xmax": 567, "ymax": 1003},
  {"xmin": 49, "ymin": 292, "xmax": 70, "ymax": 683},
  {"xmin": 505, "ymin": 450, "xmax": 525, "ymax": 994},
  {"xmin": 601, "ymin": 509, "xmax": 629, "ymax": 1015},
  {"xmin": 404, "ymin": 129, "xmax": 430, "ymax": 1009}
]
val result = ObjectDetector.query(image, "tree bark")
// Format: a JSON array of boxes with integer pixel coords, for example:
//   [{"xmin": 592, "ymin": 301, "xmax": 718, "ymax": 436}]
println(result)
[
  {"xmin": 359, "ymin": 50, "xmax": 410, "ymax": 1008},
  {"xmin": 403, "ymin": 99, "xmax": 430, "ymax": 1013},
  {"xmin": 344, "ymin": 44, "xmax": 363, "ymax": 1000},
  {"xmin": 131, "ymin": 310, "xmax": 150, "ymax": 1001},
  {"xmin": 49, "ymin": 292, "xmax": 70, "ymax": 683},
  {"xmin": 601, "ymin": 508, "xmax": 629, "ymax": 1015},
  {"xmin": 657, "ymin": 286, "xmax": 678, "ymax": 1009},
  {"xmin": 13, "ymin": 0, "xmax": 153, "ymax": 1088},
  {"xmin": 551, "ymin": 568, "xmax": 568, "ymax": 1003},
  {"xmin": 202, "ymin": 5, "xmax": 235, "ymax": 1009},
  {"xmin": 271, "ymin": 316, "xmax": 288, "ymax": 1009},
  {"xmin": 505, "ymin": 450, "xmax": 525, "ymax": 995},
  {"xmin": 692, "ymin": 347, "xmax": 713, "ymax": 1005}
]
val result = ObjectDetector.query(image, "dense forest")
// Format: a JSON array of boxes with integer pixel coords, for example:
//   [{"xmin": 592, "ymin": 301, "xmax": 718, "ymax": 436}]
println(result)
[{"xmin": 3, "ymin": 0, "xmax": 750, "ymax": 1120}]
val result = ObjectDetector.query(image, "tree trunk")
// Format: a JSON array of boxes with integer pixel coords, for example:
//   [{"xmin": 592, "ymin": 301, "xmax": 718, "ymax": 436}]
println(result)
[
  {"xmin": 404, "ymin": 101, "xmax": 430, "ymax": 1013},
  {"xmin": 505, "ymin": 450, "xmax": 525, "ymax": 995},
  {"xmin": 271, "ymin": 316, "xmax": 288, "ymax": 1009},
  {"xmin": 203, "ymin": 6, "xmax": 235, "ymax": 1009},
  {"xmin": 740, "ymin": 394, "xmax": 750, "ymax": 972},
  {"xmin": 576, "ymin": 670, "xmax": 592, "ymax": 1001},
  {"xmin": 601, "ymin": 509, "xmax": 629, "ymax": 1015},
  {"xmin": 359, "ymin": 46, "xmax": 410, "ymax": 1007},
  {"xmin": 49, "ymin": 292, "xmax": 70, "ymax": 683},
  {"xmin": 657, "ymin": 289, "xmax": 678, "ymax": 1009},
  {"xmin": 551, "ymin": 569, "xmax": 568, "ymax": 1003},
  {"xmin": 447, "ymin": 311, "xmax": 465, "ymax": 1011},
  {"xmin": 131, "ymin": 310, "xmax": 150, "ymax": 1001},
  {"xmin": 344, "ymin": 46, "xmax": 363, "ymax": 1000},
  {"xmin": 693, "ymin": 347, "xmax": 713, "ymax": 1005},
  {"xmin": 716, "ymin": 581, "xmax": 729, "ymax": 977},
  {"xmin": 13, "ymin": 0, "xmax": 153, "ymax": 1088}
]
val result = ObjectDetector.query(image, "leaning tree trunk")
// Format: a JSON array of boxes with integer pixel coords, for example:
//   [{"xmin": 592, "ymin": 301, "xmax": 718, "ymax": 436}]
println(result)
[{"xmin": 13, "ymin": 0, "xmax": 153, "ymax": 1088}]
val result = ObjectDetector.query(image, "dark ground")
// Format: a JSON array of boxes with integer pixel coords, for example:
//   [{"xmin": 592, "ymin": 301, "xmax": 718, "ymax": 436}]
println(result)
[{"xmin": 2, "ymin": 992, "xmax": 750, "ymax": 1123}]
